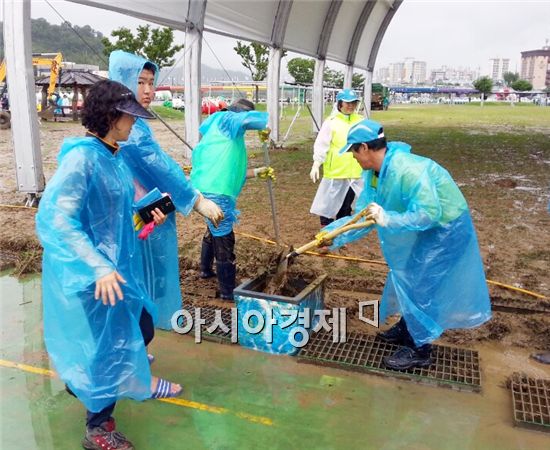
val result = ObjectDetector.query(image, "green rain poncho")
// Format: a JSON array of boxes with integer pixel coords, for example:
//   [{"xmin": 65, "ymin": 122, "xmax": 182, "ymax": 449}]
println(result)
[{"xmin": 191, "ymin": 109, "xmax": 268, "ymax": 236}]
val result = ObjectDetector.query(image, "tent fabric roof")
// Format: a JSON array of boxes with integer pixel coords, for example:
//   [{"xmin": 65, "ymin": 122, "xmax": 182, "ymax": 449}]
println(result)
[
  {"xmin": 35, "ymin": 69, "xmax": 106, "ymax": 87},
  {"xmin": 65, "ymin": 0, "xmax": 402, "ymax": 71}
]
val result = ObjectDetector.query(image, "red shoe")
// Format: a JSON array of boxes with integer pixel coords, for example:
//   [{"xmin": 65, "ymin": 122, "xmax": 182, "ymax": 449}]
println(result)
[{"xmin": 82, "ymin": 418, "xmax": 134, "ymax": 450}]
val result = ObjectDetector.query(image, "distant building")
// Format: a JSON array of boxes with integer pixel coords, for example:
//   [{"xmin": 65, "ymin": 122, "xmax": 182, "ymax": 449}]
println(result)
[
  {"xmin": 389, "ymin": 62, "xmax": 405, "ymax": 84},
  {"xmin": 430, "ymin": 65, "xmax": 478, "ymax": 86},
  {"xmin": 411, "ymin": 61, "xmax": 427, "ymax": 84},
  {"xmin": 521, "ymin": 45, "xmax": 550, "ymax": 89},
  {"xmin": 62, "ymin": 62, "xmax": 100, "ymax": 72},
  {"xmin": 488, "ymin": 58, "xmax": 510, "ymax": 82},
  {"xmin": 374, "ymin": 66, "xmax": 390, "ymax": 84},
  {"xmin": 387, "ymin": 59, "xmax": 426, "ymax": 84}
]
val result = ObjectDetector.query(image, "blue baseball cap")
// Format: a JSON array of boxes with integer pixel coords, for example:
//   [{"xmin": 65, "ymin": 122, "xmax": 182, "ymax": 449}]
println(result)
[
  {"xmin": 339, "ymin": 119, "xmax": 385, "ymax": 154},
  {"xmin": 336, "ymin": 89, "xmax": 359, "ymax": 103}
]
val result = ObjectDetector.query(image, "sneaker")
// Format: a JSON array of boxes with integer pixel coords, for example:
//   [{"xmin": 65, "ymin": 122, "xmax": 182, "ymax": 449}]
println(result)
[
  {"xmin": 531, "ymin": 352, "xmax": 550, "ymax": 365},
  {"xmin": 383, "ymin": 345, "xmax": 432, "ymax": 371},
  {"xmin": 377, "ymin": 318, "xmax": 410, "ymax": 345},
  {"xmin": 82, "ymin": 418, "xmax": 134, "ymax": 450}
]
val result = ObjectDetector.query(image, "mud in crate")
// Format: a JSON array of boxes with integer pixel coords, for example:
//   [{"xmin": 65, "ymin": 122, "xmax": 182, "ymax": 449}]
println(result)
[
  {"xmin": 233, "ymin": 273, "xmax": 327, "ymax": 355},
  {"xmin": 509, "ymin": 372, "xmax": 550, "ymax": 433},
  {"xmin": 298, "ymin": 330, "xmax": 482, "ymax": 392}
]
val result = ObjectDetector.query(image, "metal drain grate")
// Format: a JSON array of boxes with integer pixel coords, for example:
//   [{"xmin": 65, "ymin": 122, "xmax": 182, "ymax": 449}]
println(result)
[
  {"xmin": 298, "ymin": 331, "xmax": 481, "ymax": 392},
  {"xmin": 509, "ymin": 372, "xmax": 550, "ymax": 432},
  {"xmin": 183, "ymin": 305, "xmax": 235, "ymax": 344}
]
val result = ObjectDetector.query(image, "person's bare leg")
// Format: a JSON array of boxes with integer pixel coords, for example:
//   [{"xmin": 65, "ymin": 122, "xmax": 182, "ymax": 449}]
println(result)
[{"xmin": 151, "ymin": 376, "xmax": 182, "ymax": 395}]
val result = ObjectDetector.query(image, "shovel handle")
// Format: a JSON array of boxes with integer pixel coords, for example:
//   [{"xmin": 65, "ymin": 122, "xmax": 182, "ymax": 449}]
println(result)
[{"xmin": 291, "ymin": 219, "xmax": 375, "ymax": 256}]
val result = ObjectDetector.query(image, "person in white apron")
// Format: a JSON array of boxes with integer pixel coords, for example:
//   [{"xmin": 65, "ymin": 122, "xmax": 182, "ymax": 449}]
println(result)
[{"xmin": 310, "ymin": 89, "xmax": 365, "ymax": 228}]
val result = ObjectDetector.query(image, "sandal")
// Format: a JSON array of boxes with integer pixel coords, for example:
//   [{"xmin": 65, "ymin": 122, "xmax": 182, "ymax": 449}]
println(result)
[{"xmin": 151, "ymin": 378, "xmax": 183, "ymax": 399}]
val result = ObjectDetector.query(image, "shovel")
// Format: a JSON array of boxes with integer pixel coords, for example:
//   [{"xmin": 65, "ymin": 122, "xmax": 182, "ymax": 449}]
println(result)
[
  {"xmin": 261, "ymin": 138, "xmax": 281, "ymax": 244},
  {"xmin": 265, "ymin": 208, "xmax": 375, "ymax": 294}
]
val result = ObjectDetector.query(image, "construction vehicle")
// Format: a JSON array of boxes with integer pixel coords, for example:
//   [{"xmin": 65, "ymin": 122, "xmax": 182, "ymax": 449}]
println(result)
[
  {"xmin": 371, "ymin": 83, "xmax": 389, "ymax": 110},
  {"xmin": 0, "ymin": 52, "xmax": 63, "ymax": 129}
]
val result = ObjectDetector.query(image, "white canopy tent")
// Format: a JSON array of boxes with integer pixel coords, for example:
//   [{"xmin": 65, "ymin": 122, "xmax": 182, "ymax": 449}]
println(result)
[{"xmin": 3, "ymin": 0, "xmax": 402, "ymax": 200}]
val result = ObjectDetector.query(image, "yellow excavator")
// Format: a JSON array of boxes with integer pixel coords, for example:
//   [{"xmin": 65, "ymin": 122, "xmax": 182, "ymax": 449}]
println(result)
[{"xmin": 0, "ymin": 52, "xmax": 63, "ymax": 129}]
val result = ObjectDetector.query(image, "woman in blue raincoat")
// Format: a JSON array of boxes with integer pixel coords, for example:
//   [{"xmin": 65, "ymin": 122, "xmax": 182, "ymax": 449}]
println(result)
[
  {"xmin": 36, "ymin": 80, "xmax": 184, "ymax": 450},
  {"xmin": 322, "ymin": 118, "xmax": 491, "ymax": 370},
  {"xmin": 109, "ymin": 50, "xmax": 223, "ymax": 330}
]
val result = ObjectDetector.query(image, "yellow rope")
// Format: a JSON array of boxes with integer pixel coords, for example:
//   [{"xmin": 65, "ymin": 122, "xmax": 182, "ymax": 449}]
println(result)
[
  {"xmin": 0, "ymin": 204, "xmax": 35, "ymax": 210},
  {"xmin": 0, "ymin": 205, "xmax": 546, "ymax": 299},
  {"xmin": 235, "ymin": 230, "xmax": 548, "ymax": 299},
  {"xmin": 485, "ymin": 279, "xmax": 547, "ymax": 300}
]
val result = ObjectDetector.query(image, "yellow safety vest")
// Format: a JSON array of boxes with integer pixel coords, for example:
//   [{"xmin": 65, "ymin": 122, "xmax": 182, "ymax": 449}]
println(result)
[{"xmin": 323, "ymin": 112, "xmax": 364, "ymax": 179}]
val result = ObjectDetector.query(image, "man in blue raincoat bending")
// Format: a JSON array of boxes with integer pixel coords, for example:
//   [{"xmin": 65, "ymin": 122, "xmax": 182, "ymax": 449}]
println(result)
[
  {"xmin": 109, "ymin": 50, "xmax": 223, "ymax": 329},
  {"xmin": 322, "ymin": 119, "xmax": 491, "ymax": 370}
]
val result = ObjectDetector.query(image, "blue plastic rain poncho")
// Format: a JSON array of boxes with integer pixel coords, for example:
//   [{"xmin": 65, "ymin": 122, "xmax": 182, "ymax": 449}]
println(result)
[
  {"xmin": 191, "ymin": 109, "xmax": 268, "ymax": 236},
  {"xmin": 109, "ymin": 50, "xmax": 199, "ymax": 329},
  {"xmin": 36, "ymin": 137, "xmax": 155, "ymax": 412},
  {"xmin": 325, "ymin": 142, "xmax": 491, "ymax": 345}
]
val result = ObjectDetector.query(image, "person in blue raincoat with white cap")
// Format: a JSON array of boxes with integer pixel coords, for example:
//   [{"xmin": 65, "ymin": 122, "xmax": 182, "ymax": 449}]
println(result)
[
  {"xmin": 109, "ymin": 50, "xmax": 223, "ymax": 330},
  {"xmin": 310, "ymin": 89, "xmax": 364, "ymax": 230},
  {"xmin": 320, "ymin": 118, "xmax": 491, "ymax": 370},
  {"xmin": 36, "ymin": 80, "xmax": 185, "ymax": 450}
]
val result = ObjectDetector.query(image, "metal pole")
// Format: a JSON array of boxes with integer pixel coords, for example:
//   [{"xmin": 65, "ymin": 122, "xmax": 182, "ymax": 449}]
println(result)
[
  {"xmin": 149, "ymin": 108, "xmax": 194, "ymax": 153},
  {"xmin": 262, "ymin": 141, "xmax": 281, "ymax": 244},
  {"xmin": 281, "ymin": 104, "xmax": 301, "ymax": 144},
  {"xmin": 305, "ymin": 103, "xmax": 320, "ymax": 132}
]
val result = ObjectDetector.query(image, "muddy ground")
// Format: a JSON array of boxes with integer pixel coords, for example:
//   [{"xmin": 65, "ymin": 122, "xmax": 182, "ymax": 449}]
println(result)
[{"xmin": 1, "ymin": 111, "xmax": 549, "ymax": 352}]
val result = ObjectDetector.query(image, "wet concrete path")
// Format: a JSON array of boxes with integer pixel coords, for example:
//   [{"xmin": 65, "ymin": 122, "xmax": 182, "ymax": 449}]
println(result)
[{"xmin": 1, "ymin": 274, "xmax": 549, "ymax": 449}]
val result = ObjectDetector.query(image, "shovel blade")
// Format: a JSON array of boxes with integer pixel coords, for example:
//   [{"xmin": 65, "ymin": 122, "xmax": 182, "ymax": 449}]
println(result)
[{"xmin": 265, "ymin": 245, "xmax": 294, "ymax": 295}]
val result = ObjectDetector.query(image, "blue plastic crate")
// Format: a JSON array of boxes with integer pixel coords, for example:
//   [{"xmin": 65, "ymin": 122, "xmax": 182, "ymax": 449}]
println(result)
[{"xmin": 234, "ymin": 273, "xmax": 326, "ymax": 355}]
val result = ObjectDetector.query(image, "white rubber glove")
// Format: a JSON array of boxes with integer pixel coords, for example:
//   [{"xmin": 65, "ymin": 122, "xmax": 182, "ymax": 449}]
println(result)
[
  {"xmin": 310, "ymin": 161, "xmax": 322, "ymax": 183},
  {"xmin": 253, "ymin": 166, "xmax": 276, "ymax": 181},
  {"xmin": 365, "ymin": 202, "xmax": 389, "ymax": 227},
  {"xmin": 193, "ymin": 194, "xmax": 224, "ymax": 228}
]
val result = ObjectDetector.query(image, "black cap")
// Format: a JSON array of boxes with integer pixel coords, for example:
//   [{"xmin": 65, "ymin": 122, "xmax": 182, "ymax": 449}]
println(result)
[
  {"xmin": 228, "ymin": 98, "xmax": 255, "ymax": 112},
  {"xmin": 114, "ymin": 90, "xmax": 155, "ymax": 120}
]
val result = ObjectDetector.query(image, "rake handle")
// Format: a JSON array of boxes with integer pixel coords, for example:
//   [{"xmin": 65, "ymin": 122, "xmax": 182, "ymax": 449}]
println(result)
[{"xmin": 291, "ymin": 219, "xmax": 375, "ymax": 257}]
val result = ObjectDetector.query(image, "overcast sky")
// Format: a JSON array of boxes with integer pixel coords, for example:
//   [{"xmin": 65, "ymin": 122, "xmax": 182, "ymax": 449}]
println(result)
[{"xmin": 21, "ymin": 0, "xmax": 550, "ymax": 76}]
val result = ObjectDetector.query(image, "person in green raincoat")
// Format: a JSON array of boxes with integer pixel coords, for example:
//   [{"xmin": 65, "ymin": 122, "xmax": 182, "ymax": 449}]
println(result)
[{"xmin": 191, "ymin": 98, "xmax": 273, "ymax": 300}]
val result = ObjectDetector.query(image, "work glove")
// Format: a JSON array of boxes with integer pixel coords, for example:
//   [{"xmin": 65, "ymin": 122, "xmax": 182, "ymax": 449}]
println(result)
[
  {"xmin": 258, "ymin": 128, "xmax": 271, "ymax": 143},
  {"xmin": 310, "ymin": 161, "xmax": 322, "ymax": 183},
  {"xmin": 254, "ymin": 166, "xmax": 276, "ymax": 181},
  {"xmin": 365, "ymin": 202, "xmax": 389, "ymax": 227},
  {"xmin": 193, "ymin": 194, "xmax": 224, "ymax": 228},
  {"xmin": 315, "ymin": 230, "xmax": 333, "ymax": 248}
]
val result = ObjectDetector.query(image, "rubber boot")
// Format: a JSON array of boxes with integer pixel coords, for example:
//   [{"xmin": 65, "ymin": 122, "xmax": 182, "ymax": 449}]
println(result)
[
  {"xmin": 199, "ymin": 234, "xmax": 216, "ymax": 279},
  {"xmin": 216, "ymin": 261, "xmax": 236, "ymax": 301}
]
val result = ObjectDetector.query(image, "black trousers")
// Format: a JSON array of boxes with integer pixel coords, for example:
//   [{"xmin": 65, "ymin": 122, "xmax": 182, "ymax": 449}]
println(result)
[
  {"xmin": 201, "ymin": 229, "xmax": 236, "ymax": 264},
  {"xmin": 320, "ymin": 187, "xmax": 356, "ymax": 227},
  {"xmin": 66, "ymin": 308, "xmax": 155, "ymax": 429}
]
